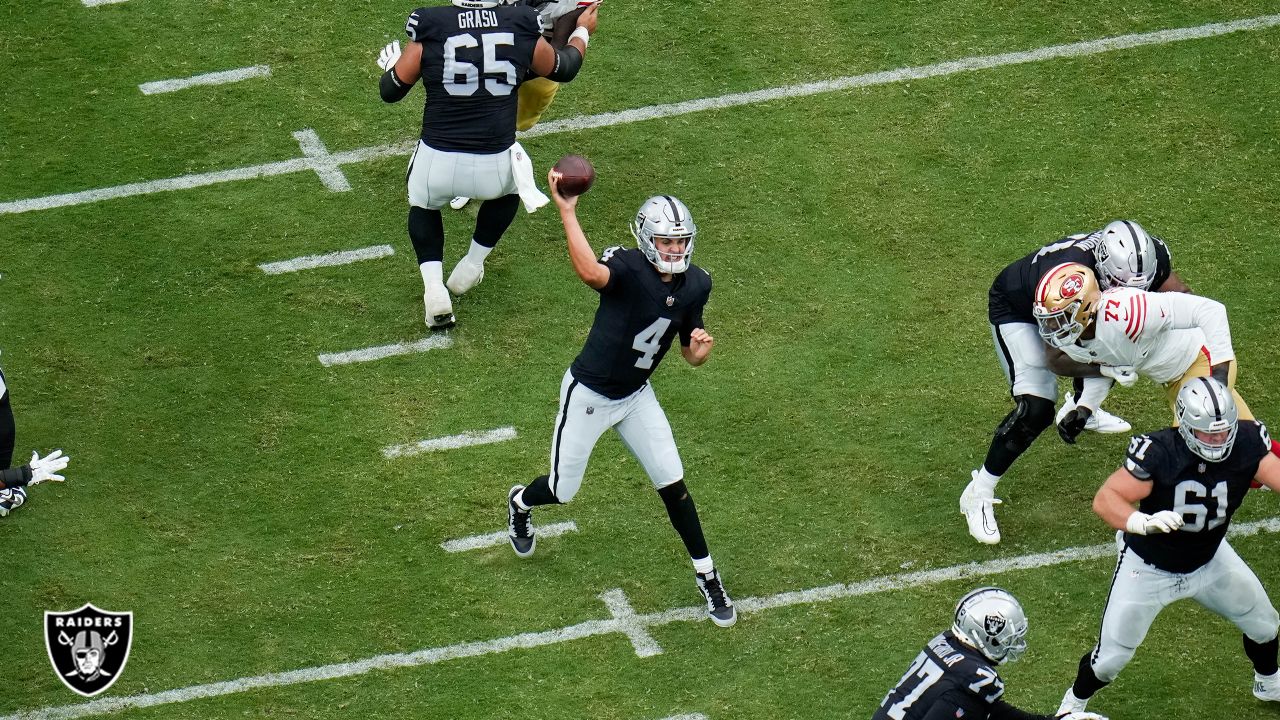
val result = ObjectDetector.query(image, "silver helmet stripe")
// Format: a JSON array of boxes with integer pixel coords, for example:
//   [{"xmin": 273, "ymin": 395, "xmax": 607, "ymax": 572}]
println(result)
[{"xmin": 1120, "ymin": 220, "xmax": 1144, "ymax": 274}]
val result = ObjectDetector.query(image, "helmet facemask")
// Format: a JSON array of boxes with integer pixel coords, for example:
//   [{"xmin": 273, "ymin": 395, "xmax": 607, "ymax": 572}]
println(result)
[
  {"xmin": 1033, "ymin": 263, "xmax": 1100, "ymax": 348},
  {"xmin": 1095, "ymin": 220, "xmax": 1157, "ymax": 290},
  {"xmin": 1176, "ymin": 377, "xmax": 1239, "ymax": 461},
  {"xmin": 631, "ymin": 195, "xmax": 696, "ymax": 274},
  {"xmin": 951, "ymin": 587, "xmax": 1029, "ymax": 664}
]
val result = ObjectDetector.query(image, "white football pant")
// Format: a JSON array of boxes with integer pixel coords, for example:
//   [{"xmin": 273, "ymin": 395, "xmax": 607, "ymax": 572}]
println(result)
[
  {"xmin": 1088, "ymin": 533, "xmax": 1279, "ymax": 682},
  {"xmin": 406, "ymin": 140, "xmax": 517, "ymax": 210},
  {"xmin": 547, "ymin": 369, "xmax": 684, "ymax": 502}
]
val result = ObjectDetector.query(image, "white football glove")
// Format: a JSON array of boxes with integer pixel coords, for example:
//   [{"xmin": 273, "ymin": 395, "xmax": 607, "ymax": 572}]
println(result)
[
  {"xmin": 1100, "ymin": 364, "xmax": 1138, "ymax": 387},
  {"xmin": 28, "ymin": 449, "xmax": 69, "ymax": 485},
  {"xmin": 1126, "ymin": 509, "xmax": 1183, "ymax": 535},
  {"xmin": 377, "ymin": 40, "xmax": 402, "ymax": 72},
  {"xmin": 1058, "ymin": 713, "xmax": 1108, "ymax": 720}
]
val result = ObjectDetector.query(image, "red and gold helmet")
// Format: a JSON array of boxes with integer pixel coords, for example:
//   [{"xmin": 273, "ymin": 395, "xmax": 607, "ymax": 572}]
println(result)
[{"xmin": 1033, "ymin": 262, "xmax": 1100, "ymax": 348}]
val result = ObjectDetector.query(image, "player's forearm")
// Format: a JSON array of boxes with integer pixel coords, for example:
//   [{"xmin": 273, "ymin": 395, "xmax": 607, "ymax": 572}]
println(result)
[
  {"xmin": 562, "ymin": 210, "xmax": 604, "ymax": 285},
  {"xmin": 0, "ymin": 464, "xmax": 32, "ymax": 489}
]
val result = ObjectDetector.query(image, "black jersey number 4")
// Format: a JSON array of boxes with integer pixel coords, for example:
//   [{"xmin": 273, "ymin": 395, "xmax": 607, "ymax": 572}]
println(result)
[{"xmin": 443, "ymin": 32, "xmax": 518, "ymax": 97}]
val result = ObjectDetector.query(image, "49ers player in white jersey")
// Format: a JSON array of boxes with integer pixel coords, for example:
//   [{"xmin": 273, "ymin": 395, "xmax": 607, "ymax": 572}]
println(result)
[{"xmin": 1032, "ymin": 262, "xmax": 1258, "ymax": 437}]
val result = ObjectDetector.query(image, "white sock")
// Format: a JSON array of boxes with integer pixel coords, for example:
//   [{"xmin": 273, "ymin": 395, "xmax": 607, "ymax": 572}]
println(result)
[
  {"xmin": 692, "ymin": 555, "xmax": 714, "ymax": 575},
  {"xmin": 514, "ymin": 489, "xmax": 531, "ymax": 512},
  {"xmin": 464, "ymin": 239, "xmax": 494, "ymax": 266},
  {"xmin": 419, "ymin": 261, "xmax": 444, "ymax": 291},
  {"xmin": 973, "ymin": 468, "xmax": 1000, "ymax": 497}
]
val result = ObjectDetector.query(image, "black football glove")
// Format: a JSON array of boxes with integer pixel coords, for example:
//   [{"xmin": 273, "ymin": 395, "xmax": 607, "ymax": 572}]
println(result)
[{"xmin": 1058, "ymin": 406, "xmax": 1093, "ymax": 445}]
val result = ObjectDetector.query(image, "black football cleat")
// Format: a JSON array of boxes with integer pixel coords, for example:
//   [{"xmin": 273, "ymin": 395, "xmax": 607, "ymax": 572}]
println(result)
[
  {"xmin": 507, "ymin": 485, "xmax": 535, "ymax": 558},
  {"xmin": 695, "ymin": 569, "xmax": 737, "ymax": 627}
]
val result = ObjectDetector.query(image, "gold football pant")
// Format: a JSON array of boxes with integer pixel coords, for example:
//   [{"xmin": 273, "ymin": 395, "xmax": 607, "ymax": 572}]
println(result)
[
  {"xmin": 1164, "ymin": 350, "xmax": 1253, "ymax": 422},
  {"xmin": 517, "ymin": 77, "xmax": 561, "ymax": 132}
]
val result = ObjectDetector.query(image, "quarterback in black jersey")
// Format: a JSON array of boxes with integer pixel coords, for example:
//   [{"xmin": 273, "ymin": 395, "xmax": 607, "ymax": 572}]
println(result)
[
  {"xmin": 874, "ymin": 587, "xmax": 1105, "ymax": 720},
  {"xmin": 1057, "ymin": 378, "xmax": 1280, "ymax": 715},
  {"xmin": 376, "ymin": 0, "xmax": 598, "ymax": 329},
  {"xmin": 962, "ymin": 220, "xmax": 1186, "ymax": 545},
  {"xmin": 503, "ymin": 171, "xmax": 736, "ymax": 627}
]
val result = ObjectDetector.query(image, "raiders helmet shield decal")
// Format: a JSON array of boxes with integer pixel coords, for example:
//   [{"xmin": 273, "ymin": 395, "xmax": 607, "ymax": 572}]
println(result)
[{"xmin": 45, "ymin": 603, "xmax": 134, "ymax": 697}]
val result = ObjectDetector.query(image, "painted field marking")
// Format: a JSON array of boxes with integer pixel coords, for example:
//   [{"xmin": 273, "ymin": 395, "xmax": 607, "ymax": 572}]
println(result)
[
  {"xmin": 441, "ymin": 520, "xmax": 579, "ymax": 553},
  {"xmin": 82, "ymin": 0, "xmax": 126, "ymax": 6},
  {"xmin": 258, "ymin": 244, "xmax": 394, "ymax": 275},
  {"xmin": 383, "ymin": 426, "xmax": 518, "ymax": 459},
  {"xmin": 13, "ymin": 517, "xmax": 1280, "ymax": 720},
  {"xmin": 659, "ymin": 715, "xmax": 708, "ymax": 720},
  {"xmin": 600, "ymin": 588, "xmax": 664, "ymax": 657},
  {"xmin": 317, "ymin": 335, "xmax": 452, "ymax": 367},
  {"xmin": 292, "ymin": 129, "xmax": 352, "ymax": 192},
  {"xmin": 139, "ymin": 65, "xmax": 271, "ymax": 95},
  {"xmin": 4, "ymin": 13, "xmax": 1279, "ymax": 215}
]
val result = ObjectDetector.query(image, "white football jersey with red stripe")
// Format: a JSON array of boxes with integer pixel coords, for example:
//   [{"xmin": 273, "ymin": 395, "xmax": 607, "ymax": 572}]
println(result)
[{"xmin": 1064, "ymin": 287, "xmax": 1235, "ymax": 383}]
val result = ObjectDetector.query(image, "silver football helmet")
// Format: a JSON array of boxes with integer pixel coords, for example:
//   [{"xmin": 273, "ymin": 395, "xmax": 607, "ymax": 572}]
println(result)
[
  {"xmin": 1094, "ymin": 220, "xmax": 1158, "ymax": 290},
  {"xmin": 951, "ymin": 587, "xmax": 1029, "ymax": 664},
  {"xmin": 1176, "ymin": 377, "xmax": 1239, "ymax": 461},
  {"xmin": 631, "ymin": 195, "xmax": 696, "ymax": 274}
]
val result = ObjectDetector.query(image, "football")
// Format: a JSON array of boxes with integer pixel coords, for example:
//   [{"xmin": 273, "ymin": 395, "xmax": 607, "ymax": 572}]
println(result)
[{"xmin": 553, "ymin": 154, "xmax": 595, "ymax": 197}]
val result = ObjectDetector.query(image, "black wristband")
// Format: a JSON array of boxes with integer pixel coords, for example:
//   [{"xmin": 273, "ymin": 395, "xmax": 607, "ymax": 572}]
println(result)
[
  {"xmin": 0, "ymin": 464, "xmax": 31, "ymax": 488},
  {"xmin": 380, "ymin": 69, "xmax": 413, "ymax": 103}
]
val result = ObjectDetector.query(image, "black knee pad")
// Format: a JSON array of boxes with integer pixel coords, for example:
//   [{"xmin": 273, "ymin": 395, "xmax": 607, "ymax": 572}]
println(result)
[{"xmin": 994, "ymin": 395, "xmax": 1055, "ymax": 453}]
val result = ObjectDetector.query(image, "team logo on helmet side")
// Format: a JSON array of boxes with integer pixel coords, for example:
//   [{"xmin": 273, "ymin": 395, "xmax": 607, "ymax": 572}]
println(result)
[
  {"xmin": 45, "ymin": 603, "xmax": 134, "ymax": 697},
  {"xmin": 1060, "ymin": 273, "xmax": 1084, "ymax": 298},
  {"xmin": 983, "ymin": 614, "xmax": 1007, "ymax": 637}
]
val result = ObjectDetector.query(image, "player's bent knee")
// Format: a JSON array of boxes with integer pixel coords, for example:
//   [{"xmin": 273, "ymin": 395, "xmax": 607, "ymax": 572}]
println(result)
[
  {"xmin": 658, "ymin": 479, "xmax": 689, "ymax": 506},
  {"xmin": 995, "ymin": 395, "xmax": 1055, "ymax": 450},
  {"xmin": 1241, "ymin": 607, "xmax": 1280, "ymax": 643}
]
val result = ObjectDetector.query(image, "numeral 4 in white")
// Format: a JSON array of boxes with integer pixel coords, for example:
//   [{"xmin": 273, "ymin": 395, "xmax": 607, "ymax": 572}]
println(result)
[{"xmin": 632, "ymin": 317, "xmax": 672, "ymax": 369}]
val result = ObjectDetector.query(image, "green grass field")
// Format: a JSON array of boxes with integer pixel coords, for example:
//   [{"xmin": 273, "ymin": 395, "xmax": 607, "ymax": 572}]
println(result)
[{"xmin": 3, "ymin": 1, "xmax": 1280, "ymax": 718}]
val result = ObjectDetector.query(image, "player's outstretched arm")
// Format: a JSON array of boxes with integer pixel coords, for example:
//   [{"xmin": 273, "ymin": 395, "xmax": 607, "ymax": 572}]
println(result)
[
  {"xmin": 681, "ymin": 328, "xmax": 714, "ymax": 366},
  {"xmin": 531, "ymin": 3, "xmax": 598, "ymax": 81},
  {"xmin": 549, "ymin": 169, "xmax": 609, "ymax": 289}
]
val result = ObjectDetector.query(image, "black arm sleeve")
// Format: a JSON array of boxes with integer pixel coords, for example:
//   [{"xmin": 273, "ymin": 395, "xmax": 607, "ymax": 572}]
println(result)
[
  {"xmin": 919, "ymin": 691, "xmax": 1051, "ymax": 720},
  {"xmin": 986, "ymin": 699, "xmax": 1053, "ymax": 720},
  {"xmin": 545, "ymin": 45, "xmax": 583, "ymax": 82},
  {"xmin": 0, "ymin": 465, "xmax": 31, "ymax": 489},
  {"xmin": 380, "ymin": 69, "xmax": 414, "ymax": 103}
]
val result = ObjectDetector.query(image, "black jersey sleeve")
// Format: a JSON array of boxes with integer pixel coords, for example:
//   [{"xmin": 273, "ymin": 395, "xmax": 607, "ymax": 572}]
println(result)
[
  {"xmin": 1123, "ymin": 433, "xmax": 1170, "ymax": 481},
  {"xmin": 405, "ymin": 7, "xmax": 429, "ymax": 42},
  {"xmin": 1151, "ymin": 236, "xmax": 1173, "ymax": 290},
  {"xmin": 918, "ymin": 689, "xmax": 988, "ymax": 720},
  {"xmin": 596, "ymin": 246, "xmax": 633, "ymax": 295}
]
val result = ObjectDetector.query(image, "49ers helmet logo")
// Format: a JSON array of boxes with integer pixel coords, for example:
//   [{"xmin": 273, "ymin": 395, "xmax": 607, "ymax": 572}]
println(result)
[
  {"xmin": 45, "ymin": 603, "xmax": 134, "ymax": 697},
  {"xmin": 1060, "ymin": 273, "xmax": 1085, "ymax": 298}
]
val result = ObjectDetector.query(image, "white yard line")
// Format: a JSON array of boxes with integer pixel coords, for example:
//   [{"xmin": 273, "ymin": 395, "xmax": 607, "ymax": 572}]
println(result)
[
  {"xmin": 383, "ymin": 426, "xmax": 517, "ymax": 459},
  {"xmin": 292, "ymin": 129, "xmax": 352, "ymax": 192},
  {"xmin": 659, "ymin": 716, "xmax": 708, "ymax": 720},
  {"xmin": 258, "ymin": 244, "xmax": 394, "ymax": 275},
  {"xmin": 3, "ymin": 13, "xmax": 1278, "ymax": 216},
  {"xmin": 441, "ymin": 520, "xmax": 579, "ymax": 553},
  {"xmin": 139, "ymin": 65, "xmax": 271, "ymax": 95},
  {"xmin": 12, "ymin": 517, "xmax": 1280, "ymax": 720},
  {"xmin": 317, "ymin": 335, "xmax": 453, "ymax": 367},
  {"xmin": 82, "ymin": 0, "xmax": 127, "ymax": 6}
]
